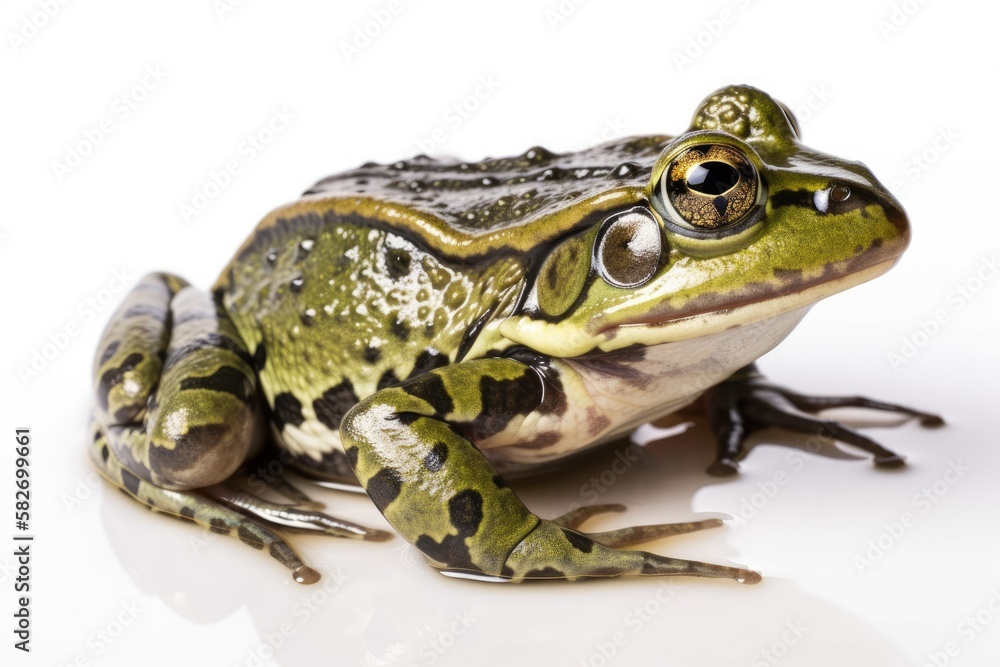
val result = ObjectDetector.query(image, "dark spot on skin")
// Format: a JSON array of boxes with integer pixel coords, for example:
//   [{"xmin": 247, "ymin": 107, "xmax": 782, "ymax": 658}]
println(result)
[
  {"xmin": 402, "ymin": 372, "xmax": 454, "ymax": 417},
  {"xmin": 377, "ymin": 369, "xmax": 401, "ymax": 390},
  {"xmin": 147, "ymin": 424, "xmax": 230, "ymax": 487},
  {"xmin": 448, "ymin": 490, "xmax": 483, "ymax": 536},
  {"xmin": 390, "ymin": 318, "xmax": 410, "ymax": 341},
  {"xmin": 272, "ymin": 392, "xmax": 305, "ymax": 429},
  {"xmin": 99, "ymin": 340, "xmax": 121, "ymax": 366},
  {"xmin": 162, "ymin": 333, "xmax": 254, "ymax": 373},
  {"xmin": 210, "ymin": 518, "xmax": 229, "ymax": 535},
  {"xmin": 120, "ymin": 469, "xmax": 141, "ymax": 496},
  {"xmin": 525, "ymin": 567, "xmax": 565, "ymax": 578},
  {"xmin": 97, "ymin": 352, "xmax": 144, "ymax": 412},
  {"xmin": 586, "ymin": 407, "xmax": 612, "ymax": 436},
  {"xmin": 492, "ymin": 474, "xmax": 508, "ymax": 489},
  {"xmin": 465, "ymin": 371, "xmax": 543, "ymax": 441},
  {"xmin": 364, "ymin": 345, "xmax": 381, "ymax": 364},
  {"xmin": 180, "ymin": 506, "xmax": 195, "ymax": 519},
  {"xmin": 423, "ymin": 443, "xmax": 448, "ymax": 472},
  {"xmin": 416, "ymin": 534, "xmax": 476, "ymax": 571},
  {"xmin": 640, "ymin": 561, "xmax": 661, "ymax": 575},
  {"xmin": 345, "ymin": 446, "xmax": 359, "ymax": 468},
  {"xmin": 253, "ymin": 343, "xmax": 267, "ymax": 371},
  {"xmin": 512, "ymin": 431, "xmax": 560, "ymax": 450},
  {"xmin": 313, "ymin": 381, "xmax": 359, "ymax": 430},
  {"xmin": 174, "ymin": 308, "xmax": 217, "ymax": 326},
  {"xmin": 179, "ymin": 366, "xmax": 254, "ymax": 403},
  {"xmin": 123, "ymin": 303, "xmax": 167, "ymax": 320},
  {"xmin": 290, "ymin": 276, "xmax": 304, "ymax": 293},
  {"xmin": 300, "ymin": 312, "xmax": 315, "ymax": 327},
  {"xmin": 237, "ymin": 524, "xmax": 265, "ymax": 549},
  {"xmin": 561, "ymin": 528, "xmax": 594, "ymax": 553},
  {"xmin": 409, "ymin": 348, "xmax": 448, "ymax": 379},
  {"xmin": 100, "ymin": 444, "xmax": 110, "ymax": 463},
  {"xmin": 386, "ymin": 248, "xmax": 411, "ymax": 279},
  {"xmin": 366, "ymin": 467, "xmax": 403, "ymax": 512}
]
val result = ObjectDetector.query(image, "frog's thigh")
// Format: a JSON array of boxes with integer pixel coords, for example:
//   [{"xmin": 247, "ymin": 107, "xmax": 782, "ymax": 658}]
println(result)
[
  {"xmin": 342, "ymin": 359, "xmax": 759, "ymax": 583},
  {"xmin": 94, "ymin": 274, "xmax": 261, "ymax": 491}
]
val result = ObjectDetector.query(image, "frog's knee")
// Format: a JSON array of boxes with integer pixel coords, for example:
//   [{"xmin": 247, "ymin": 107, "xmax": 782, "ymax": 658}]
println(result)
[{"xmin": 147, "ymin": 394, "xmax": 262, "ymax": 489}]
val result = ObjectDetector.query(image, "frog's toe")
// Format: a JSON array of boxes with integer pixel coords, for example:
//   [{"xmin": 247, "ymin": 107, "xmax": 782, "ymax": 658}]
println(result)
[
  {"xmin": 502, "ymin": 520, "xmax": 758, "ymax": 584},
  {"xmin": 706, "ymin": 364, "xmax": 941, "ymax": 472},
  {"xmin": 552, "ymin": 506, "xmax": 723, "ymax": 548},
  {"xmin": 584, "ymin": 518, "xmax": 724, "ymax": 549},
  {"xmin": 551, "ymin": 504, "xmax": 627, "ymax": 529},
  {"xmin": 207, "ymin": 483, "xmax": 392, "ymax": 541}
]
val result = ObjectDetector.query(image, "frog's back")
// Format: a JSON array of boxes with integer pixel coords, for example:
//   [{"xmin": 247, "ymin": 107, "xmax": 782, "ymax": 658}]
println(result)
[{"xmin": 211, "ymin": 137, "xmax": 666, "ymax": 472}]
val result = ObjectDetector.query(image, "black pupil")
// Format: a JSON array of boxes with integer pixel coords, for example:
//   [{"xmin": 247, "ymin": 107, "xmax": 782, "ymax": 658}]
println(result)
[{"xmin": 687, "ymin": 161, "xmax": 740, "ymax": 195}]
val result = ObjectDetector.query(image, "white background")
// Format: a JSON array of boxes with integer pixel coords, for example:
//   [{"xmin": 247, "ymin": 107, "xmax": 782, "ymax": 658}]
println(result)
[{"xmin": 2, "ymin": 1, "xmax": 999, "ymax": 665}]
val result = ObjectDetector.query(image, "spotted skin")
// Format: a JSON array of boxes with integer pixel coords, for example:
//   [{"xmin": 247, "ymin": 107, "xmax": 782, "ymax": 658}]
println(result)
[{"xmin": 90, "ymin": 85, "xmax": 940, "ymax": 585}]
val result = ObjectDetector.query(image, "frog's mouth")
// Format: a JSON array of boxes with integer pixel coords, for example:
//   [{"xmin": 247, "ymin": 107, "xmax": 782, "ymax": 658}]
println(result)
[{"xmin": 595, "ymin": 257, "xmax": 898, "ymax": 352}]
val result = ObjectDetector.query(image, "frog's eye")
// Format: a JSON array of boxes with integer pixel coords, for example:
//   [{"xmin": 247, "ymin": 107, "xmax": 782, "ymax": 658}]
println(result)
[
  {"xmin": 656, "ymin": 144, "xmax": 759, "ymax": 231},
  {"xmin": 595, "ymin": 208, "xmax": 663, "ymax": 288}
]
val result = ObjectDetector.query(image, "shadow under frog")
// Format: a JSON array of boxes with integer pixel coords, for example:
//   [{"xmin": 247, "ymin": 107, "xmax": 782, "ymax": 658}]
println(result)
[{"xmin": 96, "ymin": 417, "xmax": 916, "ymax": 666}]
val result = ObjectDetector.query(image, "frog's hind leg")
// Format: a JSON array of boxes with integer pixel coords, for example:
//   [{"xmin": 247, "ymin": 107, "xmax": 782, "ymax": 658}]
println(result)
[
  {"xmin": 91, "ymin": 272, "xmax": 387, "ymax": 583},
  {"xmin": 342, "ymin": 358, "xmax": 760, "ymax": 584},
  {"xmin": 705, "ymin": 363, "xmax": 945, "ymax": 476},
  {"xmin": 90, "ymin": 423, "xmax": 321, "ymax": 584}
]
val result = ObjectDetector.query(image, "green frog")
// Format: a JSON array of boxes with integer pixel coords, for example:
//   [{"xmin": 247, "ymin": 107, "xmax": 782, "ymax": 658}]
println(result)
[{"xmin": 90, "ymin": 85, "xmax": 941, "ymax": 586}]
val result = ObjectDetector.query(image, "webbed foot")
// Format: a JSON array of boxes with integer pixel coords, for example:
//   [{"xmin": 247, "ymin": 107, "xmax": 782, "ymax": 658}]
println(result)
[{"xmin": 705, "ymin": 364, "xmax": 944, "ymax": 476}]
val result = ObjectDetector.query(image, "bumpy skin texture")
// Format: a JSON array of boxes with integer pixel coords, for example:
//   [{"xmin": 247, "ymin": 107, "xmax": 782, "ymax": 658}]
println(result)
[{"xmin": 90, "ymin": 85, "xmax": 937, "ymax": 584}]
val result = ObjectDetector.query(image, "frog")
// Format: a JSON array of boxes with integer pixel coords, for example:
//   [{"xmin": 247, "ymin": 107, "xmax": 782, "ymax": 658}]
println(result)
[{"xmin": 89, "ymin": 85, "xmax": 942, "ymax": 586}]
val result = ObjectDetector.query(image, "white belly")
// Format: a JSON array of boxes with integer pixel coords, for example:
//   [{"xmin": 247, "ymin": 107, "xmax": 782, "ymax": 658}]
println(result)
[{"xmin": 484, "ymin": 306, "xmax": 811, "ymax": 468}]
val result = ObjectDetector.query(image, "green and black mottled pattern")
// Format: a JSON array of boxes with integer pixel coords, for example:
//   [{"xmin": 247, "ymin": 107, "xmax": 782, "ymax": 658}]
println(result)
[{"xmin": 303, "ymin": 137, "xmax": 668, "ymax": 234}]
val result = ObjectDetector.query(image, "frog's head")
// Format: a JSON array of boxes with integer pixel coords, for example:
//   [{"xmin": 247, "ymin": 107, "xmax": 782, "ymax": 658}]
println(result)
[{"xmin": 505, "ymin": 85, "xmax": 908, "ymax": 356}]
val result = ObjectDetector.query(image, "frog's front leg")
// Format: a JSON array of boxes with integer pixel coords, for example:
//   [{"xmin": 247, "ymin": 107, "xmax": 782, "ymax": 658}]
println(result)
[
  {"xmin": 342, "ymin": 358, "xmax": 759, "ymax": 584},
  {"xmin": 91, "ymin": 273, "xmax": 387, "ymax": 584},
  {"xmin": 705, "ymin": 364, "xmax": 944, "ymax": 476}
]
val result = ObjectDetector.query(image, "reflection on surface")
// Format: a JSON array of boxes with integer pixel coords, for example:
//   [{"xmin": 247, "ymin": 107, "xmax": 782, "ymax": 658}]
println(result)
[{"xmin": 97, "ymin": 415, "xmax": 916, "ymax": 665}]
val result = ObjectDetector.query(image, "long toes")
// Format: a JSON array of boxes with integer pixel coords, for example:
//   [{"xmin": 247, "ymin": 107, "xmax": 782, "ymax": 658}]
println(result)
[
  {"xmin": 206, "ymin": 484, "xmax": 392, "ymax": 541},
  {"xmin": 551, "ymin": 504, "xmax": 627, "ymax": 529},
  {"xmin": 502, "ymin": 520, "xmax": 758, "ymax": 584},
  {"xmin": 874, "ymin": 454, "xmax": 907, "ymax": 469},
  {"xmin": 586, "ymin": 519, "xmax": 724, "ymax": 548}
]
